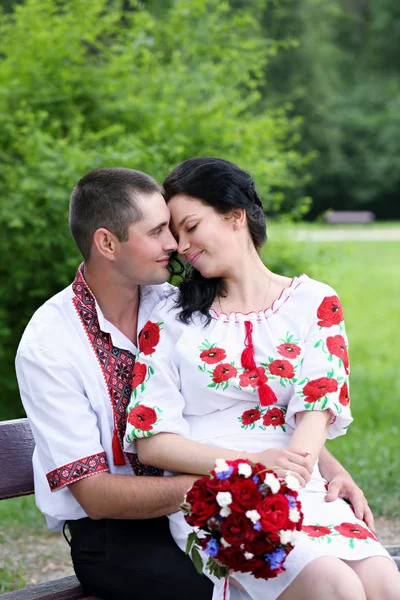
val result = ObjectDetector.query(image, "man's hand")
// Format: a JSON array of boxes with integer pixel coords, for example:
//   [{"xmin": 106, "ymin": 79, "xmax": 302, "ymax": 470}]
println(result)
[{"xmin": 325, "ymin": 472, "xmax": 375, "ymax": 532}]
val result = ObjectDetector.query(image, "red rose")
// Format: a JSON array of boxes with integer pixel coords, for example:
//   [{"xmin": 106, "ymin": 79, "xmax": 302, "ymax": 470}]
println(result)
[
  {"xmin": 339, "ymin": 382, "xmax": 350, "ymax": 406},
  {"xmin": 258, "ymin": 495, "xmax": 290, "ymax": 533},
  {"xmin": 252, "ymin": 559, "xmax": 283, "ymax": 580},
  {"xmin": 326, "ymin": 335, "xmax": 349, "ymax": 374},
  {"xmin": 239, "ymin": 367, "xmax": 268, "ymax": 388},
  {"xmin": 334, "ymin": 522, "xmax": 374, "ymax": 540},
  {"xmin": 303, "ymin": 377, "xmax": 338, "ymax": 402},
  {"xmin": 131, "ymin": 362, "xmax": 147, "ymax": 389},
  {"xmin": 139, "ymin": 321, "xmax": 161, "ymax": 355},
  {"xmin": 243, "ymin": 532, "xmax": 274, "ymax": 556},
  {"xmin": 212, "ymin": 363, "xmax": 237, "ymax": 383},
  {"xmin": 127, "ymin": 404, "xmax": 157, "ymax": 431},
  {"xmin": 200, "ymin": 347, "xmax": 227, "ymax": 364},
  {"xmin": 206, "ymin": 478, "xmax": 232, "ymax": 493},
  {"xmin": 277, "ymin": 343, "xmax": 301, "ymax": 359},
  {"xmin": 241, "ymin": 408, "xmax": 261, "ymax": 425},
  {"xmin": 186, "ymin": 500, "xmax": 217, "ymax": 527},
  {"xmin": 220, "ymin": 512, "xmax": 255, "ymax": 546},
  {"xmin": 302, "ymin": 525, "xmax": 332, "ymax": 538},
  {"xmin": 230, "ymin": 479, "xmax": 262, "ymax": 512},
  {"xmin": 317, "ymin": 296, "xmax": 344, "ymax": 327},
  {"xmin": 217, "ymin": 546, "xmax": 245, "ymax": 571},
  {"xmin": 268, "ymin": 359, "xmax": 295, "ymax": 379},
  {"xmin": 186, "ymin": 477, "xmax": 216, "ymax": 505},
  {"xmin": 263, "ymin": 407, "xmax": 285, "ymax": 427}
]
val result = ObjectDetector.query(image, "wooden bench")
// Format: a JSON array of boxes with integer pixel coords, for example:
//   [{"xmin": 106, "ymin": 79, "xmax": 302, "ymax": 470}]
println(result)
[
  {"xmin": 324, "ymin": 211, "xmax": 375, "ymax": 224},
  {"xmin": 0, "ymin": 418, "xmax": 99, "ymax": 600}
]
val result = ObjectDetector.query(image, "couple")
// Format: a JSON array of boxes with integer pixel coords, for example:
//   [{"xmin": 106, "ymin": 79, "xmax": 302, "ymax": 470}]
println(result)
[{"xmin": 16, "ymin": 158, "xmax": 398, "ymax": 600}]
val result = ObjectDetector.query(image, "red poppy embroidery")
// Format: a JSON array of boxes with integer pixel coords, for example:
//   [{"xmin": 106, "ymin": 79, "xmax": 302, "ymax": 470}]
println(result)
[
  {"xmin": 317, "ymin": 296, "xmax": 344, "ymax": 328},
  {"xmin": 326, "ymin": 335, "xmax": 349, "ymax": 374},
  {"xmin": 339, "ymin": 383, "xmax": 350, "ymax": 406},
  {"xmin": 200, "ymin": 347, "xmax": 227, "ymax": 364},
  {"xmin": 334, "ymin": 523, "xmax": 375, "ymax": 540},
  {"xmin": 262, "ymin": 407, "xmax": 285, "ymax": 427},
  {"xmin": 268, "ymin": 359, "xmax": 295, "ymax": 379},
  {"xmin": 302, "ymin": 525, "xmax": 332, "ymax": 538},
  {"xmin": 139, "ymin": 321, "xmax": 161, "ymax": 355},
  {"xmin": 241, "ymin": 408, "xmax": 262, "ymax": 425},
  {"xmin": 212, "ymin": 363, "xmax": 238, "ymax": 383},
  {"xmin": 303, "ymin": 377, "xmax": 338, "ymax": 402},
  {"xmin": 131, "ymin": 362, "xmax": 147, "ymax": 389},
  {"xmin": 239, "ymin": 367, "xmax": 268, "ymax": 388},
  {"xmin": 127, "ymin": 405, "xmax": 157, "ymax": 432},
  {"xmin": 277, "ymin": 343, "xmax": 301, "ymax": 359}
]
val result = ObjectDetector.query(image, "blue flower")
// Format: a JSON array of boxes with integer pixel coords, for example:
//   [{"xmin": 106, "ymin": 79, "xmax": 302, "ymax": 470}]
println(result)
[
  {"xmin": 285, "ymin": 494, "xmax": 297, "ymax": 510},
  {"xmin": 253, "ymin": 522, "xmax": 262, "ymax": 531},
  {"xmin": 252, "ymin": 475, "xmax": 260, "ymax": 484},
  {"xmin": 205, "ymin": 538, "xmax": 220, "ymax": 557},
  {"xmin": 265, "ymin": 548, "xmax": 287, "ymax": 570},
  {"xmin": 216, "ymin": 466, "xmax": 234, "ymax": 480}
]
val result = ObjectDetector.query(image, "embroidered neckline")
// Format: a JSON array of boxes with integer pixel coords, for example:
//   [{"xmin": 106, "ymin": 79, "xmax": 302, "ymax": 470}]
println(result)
[{"xmin": 209, "ymin": 274, "xmax": 308, "ymax": 322}]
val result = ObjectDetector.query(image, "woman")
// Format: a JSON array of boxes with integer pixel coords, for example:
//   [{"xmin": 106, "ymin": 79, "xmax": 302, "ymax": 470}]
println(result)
[{"xmin": 124, "ymin": 157, "xmax": 399, "ymax": 600}]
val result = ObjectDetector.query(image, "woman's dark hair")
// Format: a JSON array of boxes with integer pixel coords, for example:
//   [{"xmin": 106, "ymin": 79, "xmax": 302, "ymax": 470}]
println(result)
[{"xmin": 163, "ymin": 157, "xmax": 267, "ymax": 324}]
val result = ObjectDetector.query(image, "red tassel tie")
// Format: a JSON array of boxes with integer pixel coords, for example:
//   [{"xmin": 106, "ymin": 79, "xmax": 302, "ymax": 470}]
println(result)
[
  {"xmin": 110, "ymin": 388, "xmax": 126, "ymax": 466},
  {"xmin": 241, "ymin": 321, "xmax": 257, "ymax": 370},
  {"xmin": 258, "ymin": 383, "xmax": 278, "ymax": 407}
]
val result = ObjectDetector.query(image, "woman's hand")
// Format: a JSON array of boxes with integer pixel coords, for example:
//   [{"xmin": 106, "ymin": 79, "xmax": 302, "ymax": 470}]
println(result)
[
  {"xmin": 251, "ymin": 448, "xmax": 313, "ymax": 488},
  {"xmin": 325, "ymin": 472, "xmax": 375, "ymax": 532}
]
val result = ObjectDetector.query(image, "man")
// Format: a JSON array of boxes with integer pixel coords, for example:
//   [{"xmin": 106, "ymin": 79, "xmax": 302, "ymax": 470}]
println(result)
[{"xmin": 16, "ymin": 167, "xmax": 373, "ymax": 600}]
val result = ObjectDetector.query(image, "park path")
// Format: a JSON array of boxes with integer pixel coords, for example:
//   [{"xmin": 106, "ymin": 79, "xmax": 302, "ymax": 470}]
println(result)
[{"xmin": 295, "ymin": 227, "xmax": 400, "ymax": 242}]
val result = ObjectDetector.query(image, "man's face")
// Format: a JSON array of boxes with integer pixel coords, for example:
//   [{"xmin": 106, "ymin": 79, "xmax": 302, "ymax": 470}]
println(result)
[{"xmin": 114, "ymin": 191, "xmax": 177, "ymax": 286}]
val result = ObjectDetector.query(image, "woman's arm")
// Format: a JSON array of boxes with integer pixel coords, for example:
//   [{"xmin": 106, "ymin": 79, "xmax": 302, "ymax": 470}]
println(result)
[{"xmin": 288, "ymin": 410, "xmax": 331, "ymax": 468}]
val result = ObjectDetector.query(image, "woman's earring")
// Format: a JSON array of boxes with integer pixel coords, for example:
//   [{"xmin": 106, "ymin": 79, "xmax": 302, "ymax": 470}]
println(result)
[{"xmin": 233, "ymin": 222, "xmax": 238, "ymax": 230}]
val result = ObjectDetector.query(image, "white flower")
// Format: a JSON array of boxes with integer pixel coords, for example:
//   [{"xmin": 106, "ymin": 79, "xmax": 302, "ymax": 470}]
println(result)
[
  {"xmin": 289, "ymin": 508, "xmax": 301, "ymax": 523},
  {"xmin": 244, "ymin": 552, "xmax": 254, "ymax": 560},
  {"xmin": 279, "ymin": 530, "xmax": 293, "ymax": 545},
  {"xmin": 246, "ymin": 510, "xmax": 261, "ymax": 524},
  {"xmin": 285, "ymin": 474, "xmax": 300, "ymax": 492},
  {"xmin": 238, "ymin": 462, "xmax": 252, "ymax": 478},
  {"xmin": 220, "ymin": 506, "xmax": 232, "ymax": 518},
  {"xmin": 220, "ymin": 537, "xmax": 231, "ymax": 548},
  {"xmin": 214, "ymin": 458, "xmax": 230, "ymax": 474},
  {"xmin": 264, "ymin": 472, "xmax": 280, "ymax": 494},
  {"xmin": 291, "ymin": 530, "xmax": 301, "ymax": 544},
  {"xmin": 216, "ymin": 491, "xmax": 233, "ymax": 507}
]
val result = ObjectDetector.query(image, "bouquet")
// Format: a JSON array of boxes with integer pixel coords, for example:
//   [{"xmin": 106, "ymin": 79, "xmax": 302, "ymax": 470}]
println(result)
[{"xmin": 181, "ymin": 458, "xmax": 303, "ymax": 581}]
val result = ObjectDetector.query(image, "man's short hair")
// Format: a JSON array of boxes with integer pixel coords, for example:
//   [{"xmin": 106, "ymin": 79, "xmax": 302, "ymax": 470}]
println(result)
[{"xmin": 69, "ymin": 167, "xmax": 162, "ymax": 260}]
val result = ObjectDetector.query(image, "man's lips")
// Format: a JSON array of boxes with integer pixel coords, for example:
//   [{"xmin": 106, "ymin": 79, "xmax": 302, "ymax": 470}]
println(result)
[
  {"xmin": 156, "ymin": 257, "xmax": 171, "ymax": 264},
  {"xmin": 187, "ymin": 251, "xmax": 203, "ymax": 265}
]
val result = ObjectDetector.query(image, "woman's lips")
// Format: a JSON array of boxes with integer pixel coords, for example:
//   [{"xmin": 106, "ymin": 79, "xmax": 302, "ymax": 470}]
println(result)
[{"xmin": 187, "ymin": 251, "xmax": 203, "ymax": 265}]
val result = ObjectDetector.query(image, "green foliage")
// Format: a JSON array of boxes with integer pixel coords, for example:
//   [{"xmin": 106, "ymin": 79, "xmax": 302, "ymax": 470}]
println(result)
[{"xmin": 0, "ymin": 0, "xmax": 310, "ymax": 418}]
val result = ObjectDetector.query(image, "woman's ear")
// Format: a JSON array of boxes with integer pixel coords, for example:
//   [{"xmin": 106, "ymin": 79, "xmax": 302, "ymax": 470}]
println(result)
[{"xmin": 231, "ymin": 208, "xmax": 246, "ymax": 230}]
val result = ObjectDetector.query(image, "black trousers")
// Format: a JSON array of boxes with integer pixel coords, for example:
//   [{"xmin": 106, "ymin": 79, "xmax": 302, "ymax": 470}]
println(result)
[{"xmin": 67, "ymin": 517, "xmax": 213, "ymax": 600}]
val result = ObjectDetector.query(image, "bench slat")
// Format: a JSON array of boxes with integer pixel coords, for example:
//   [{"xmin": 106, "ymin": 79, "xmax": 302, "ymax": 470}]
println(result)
[
  {"xmin": 0, "ymin": 576, "xmax": 99, "ymax": 600},
  {"xmin": 0, "ymin": 418, "xmax": 35, "ymax": 500}
]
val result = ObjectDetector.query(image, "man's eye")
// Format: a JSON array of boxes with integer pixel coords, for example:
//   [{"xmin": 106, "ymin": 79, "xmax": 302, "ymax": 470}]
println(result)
[{"xmin": 153, "ymin": 229, "xmax": 162, "ymax": 236}]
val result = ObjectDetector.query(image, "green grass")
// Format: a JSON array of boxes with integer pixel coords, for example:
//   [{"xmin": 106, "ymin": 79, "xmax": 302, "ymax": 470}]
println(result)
[{"xmin": 263, "ymin": 236, "xmax": 400, "ymax": 516}]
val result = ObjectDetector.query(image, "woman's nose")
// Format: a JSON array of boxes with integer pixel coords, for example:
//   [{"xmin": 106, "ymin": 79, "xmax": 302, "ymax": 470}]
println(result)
[{"xmin": 177, "ymin": 235, "xmax": 190, "ymax": 256}]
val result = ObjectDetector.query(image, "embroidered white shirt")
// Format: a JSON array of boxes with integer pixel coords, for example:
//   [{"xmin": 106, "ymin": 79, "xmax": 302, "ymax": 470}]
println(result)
[{"xmin": 15, "ymin": 270, "xmax": 173, "ymax": 530}]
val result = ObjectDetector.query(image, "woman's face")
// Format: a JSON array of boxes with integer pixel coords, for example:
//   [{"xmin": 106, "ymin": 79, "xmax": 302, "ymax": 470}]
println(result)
[{"xmin": 168, "ymin": 193, "xmax": 239, "ymax": 279}]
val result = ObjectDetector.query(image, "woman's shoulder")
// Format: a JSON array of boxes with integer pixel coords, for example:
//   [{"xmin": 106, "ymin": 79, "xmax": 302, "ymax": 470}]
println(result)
[{"xmin": 293, "ymin": 274, "xmax": 344, "ymax": 323}]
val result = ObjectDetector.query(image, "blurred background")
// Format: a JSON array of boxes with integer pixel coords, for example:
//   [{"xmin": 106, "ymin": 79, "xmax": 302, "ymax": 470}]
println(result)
[{"xmin": 0, "ymin": 0, "xmax": 399, "ymax": 591}]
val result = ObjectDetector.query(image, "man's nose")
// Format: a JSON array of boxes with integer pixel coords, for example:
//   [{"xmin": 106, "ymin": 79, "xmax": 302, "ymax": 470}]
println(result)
[{"xmin": 164, "ymin": 230, "xmax": 178, "ymax": 252}]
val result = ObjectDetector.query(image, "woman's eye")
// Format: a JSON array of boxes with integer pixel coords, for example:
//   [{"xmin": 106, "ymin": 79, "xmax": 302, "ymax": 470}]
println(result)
[{"xmin": 187, "ymin": 224, "xmax": 197, "ymax": 233}]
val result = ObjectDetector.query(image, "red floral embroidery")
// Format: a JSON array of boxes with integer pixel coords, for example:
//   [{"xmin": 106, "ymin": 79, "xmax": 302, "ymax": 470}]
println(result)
[
  {"xmin": 339, "ymin": 383, "xmax": 350, "ymax": 406},
  {"xmin": 128, "ymin": 405, "xmax": 157, "ymax": 431},
  {"xmin": 326, "ymin": 335, "xmax": 349, "ymax": 374},
  {"xmin": 200, "ymin": 347, "xmax": 227, "ymax": 364},
  {"xmin": 303, "ymin": 377, "xmax": 338, "ymax": 402},
  {"xmin": 277, "ymin": 343, "xmax": 301, "ymax": 359},
  {"xmin": 139, "ymin": 321, "xmax": 161, "ymax": 355},
  {"xmin": 241, "ymin": 408, "xmax": 261, "ymax": 425},
  {"xmin": 239, "ymin": 367, "xmax": 268, "ymax": 388},
  {"xmin": 334, "ymin": 523, "xmax": 375, "ymax": 540},
  {"xmin": 131, "ymin": 362, "xmax": 147, "ymax": 389},
  {"xmin": 212, "ymin": 363, "xmax": 237, "ymax": 383},
  {"xmin": 302, "ymin": 525, "xmax": 332, "ymax": 538},
  {"xmin": 268, "ymin": 359, "xmax": 295, "ymax": 379},
  {"xmin": 317, "ymin": 296, "xmax": 344, "ymax": 327},
  {"xmin": 46, "ymin": 452, "xmax": 109, "ymax": 492},
  {"xmin": 262, "ymin": 407, "xmax": 285, "ymax": 427}
]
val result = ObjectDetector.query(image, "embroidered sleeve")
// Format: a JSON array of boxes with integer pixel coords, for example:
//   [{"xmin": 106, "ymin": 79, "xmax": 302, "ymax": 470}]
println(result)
[
  {"xmin": 124, "ymin": 301, "xmax": 190, "ymax": 451},
  {"xmin": 16, "ymin": 344, "xmax": 109, "ymax": 492},
  {"xmin": 285, "ymin": 287, "xmax": 353, "ymax": 439}
]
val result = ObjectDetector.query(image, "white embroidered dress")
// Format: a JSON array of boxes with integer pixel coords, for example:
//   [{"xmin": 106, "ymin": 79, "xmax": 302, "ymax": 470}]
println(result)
[{"xmin": 124, "ymin": 274, "xmax": 393, "ymax": 600}]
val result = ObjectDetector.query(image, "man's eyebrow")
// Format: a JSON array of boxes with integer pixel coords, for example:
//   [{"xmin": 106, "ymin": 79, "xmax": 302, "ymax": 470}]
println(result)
[
  {"xmin": 148, "ymin": 221, "xmax": 169, "ymax": 233},
  {"xmin": 179, "ymin": 214, "xmax": 197, "ymax": 227}
]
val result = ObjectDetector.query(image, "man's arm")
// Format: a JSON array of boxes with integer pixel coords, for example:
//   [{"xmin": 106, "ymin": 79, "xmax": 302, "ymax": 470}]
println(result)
[
  {"xmin": 69, "ymin": 472, "xmax": 197, "ymax": 520},
  {"xmin": 319, "ymin": 447, "xmax": 375, "ymax": 531}
]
